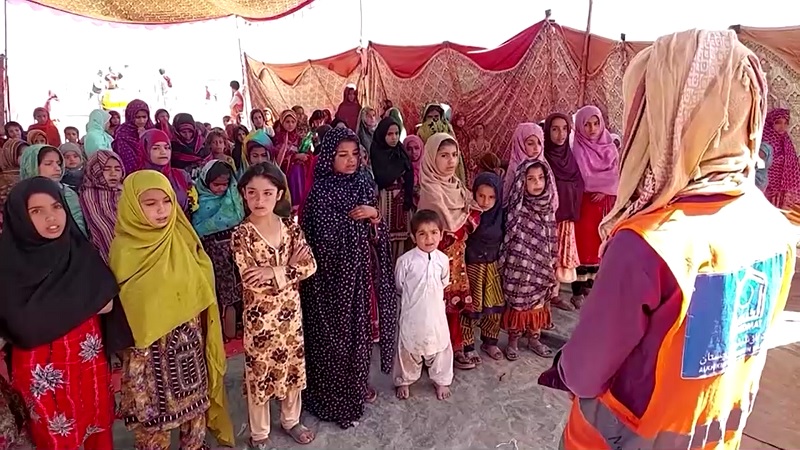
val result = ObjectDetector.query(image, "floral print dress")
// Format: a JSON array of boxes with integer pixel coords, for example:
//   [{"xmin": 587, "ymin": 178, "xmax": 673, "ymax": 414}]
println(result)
[
  {"xmin": 231, "ymin": 219, "xmax": 317, "ymax": 406},
  {"xmin": 11, "ymin": 316, "xmax": 113, "ymax": 450}
]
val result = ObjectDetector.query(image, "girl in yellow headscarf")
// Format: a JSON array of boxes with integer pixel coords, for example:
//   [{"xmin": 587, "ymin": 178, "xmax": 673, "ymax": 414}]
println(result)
[
  {"xmin": 109, "ymin": 170, "xmax": 234, "ymax": 449},
  {"xmin": 417, "ymin": 103, "xmax": 467, "ymax": 184}
]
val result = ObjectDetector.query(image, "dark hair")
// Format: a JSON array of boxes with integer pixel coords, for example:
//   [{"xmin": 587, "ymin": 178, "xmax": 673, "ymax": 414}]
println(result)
[
  {"xmin": 64, "ymin": 126, "xmax": 79, "ymax": 135},
  {"xmin": 237, "ymin": 162, "xmax": 292, "ymax": 217},
  {"xmin": 230, "ymin": 80, "xmax": 240, "ymax": 90},
  {"xmin": 159, "ymin": 68, "xmax": 166, "ymax": 75},
  {"xmin": 37, "ymin": 146, "xmax": 62, "ymax": 165},
  {"xmin": 204, "ymin": 130, "xmax": 228, "ymax": 153},
  {"xmin": 438, "ymin": 138, "xmax": 458, "ymax": 150},
  {"xmin": 309, "ymin": 110, "xmax": 325, "ymax": 125},
  {"xmin": 410, "ymin": 209, "xmax": 442, "ymax": 234},
  {"xmin": 223, "ymin": 115, "xmax": 232, "ymax": 122}
]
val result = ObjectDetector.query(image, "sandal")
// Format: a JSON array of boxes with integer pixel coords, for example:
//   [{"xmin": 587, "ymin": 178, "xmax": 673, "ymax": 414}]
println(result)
[
  {"xmin": 480, "ymin": 343, "xmax": 503, "ymax": 361},
  {"xmin": 285, "ymin": 423, "xmax": 315, "ymax": 445},
  {"xmin": 505, "ymin": 335, "xmax": 521, "ymax": 361},
  {"xmin": 453, "ymin": 351, "xmax": 477, "ymax": 370},
  {"xmin": 248, "ymin": 437, "xmax": 272, "ymax": 450},
  {"xmin": 570, "ymin": 295, "xmax": 585, "ymax": 309},
  {"xmin": 464, "ymin": 350, "xmax": 482, "ymax": 365},
  {"xmin": 364, "ymin": 385, "xmax": 378, "ymax": 403},
  {"xmin": 528, "ymin": 335, "xmax": 554, "ymax": 358},
  {"xmin": 551, "ymin": 298, "xmax": 575, "ymax": 311}
]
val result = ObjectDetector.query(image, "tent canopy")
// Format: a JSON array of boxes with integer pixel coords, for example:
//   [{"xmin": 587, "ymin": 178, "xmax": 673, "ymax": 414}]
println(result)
[{"xmin": 26, "ymin": 0, "xmax": 314, "ymax": 23}]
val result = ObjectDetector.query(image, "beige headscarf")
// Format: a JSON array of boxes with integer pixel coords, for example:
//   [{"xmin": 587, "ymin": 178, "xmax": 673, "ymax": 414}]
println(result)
[
  {"xmin": 599, "ymin": 29, "xmax": 767, "ymax": 243},
  {"xmin": 418, "ymin": 132, "xmax": 472, "ymax": 232}
]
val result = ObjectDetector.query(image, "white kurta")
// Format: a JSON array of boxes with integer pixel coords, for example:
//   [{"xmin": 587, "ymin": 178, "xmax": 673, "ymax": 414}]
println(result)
[{"xmin": 394, "ymin": 247, "xmax": 451, "ymax": 356}]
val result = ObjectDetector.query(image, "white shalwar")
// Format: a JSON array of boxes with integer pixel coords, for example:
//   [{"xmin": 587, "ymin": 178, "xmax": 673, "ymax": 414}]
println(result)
[{"xmin": 392, "ymin": 247, "xmax": 454, "ymax": 387}]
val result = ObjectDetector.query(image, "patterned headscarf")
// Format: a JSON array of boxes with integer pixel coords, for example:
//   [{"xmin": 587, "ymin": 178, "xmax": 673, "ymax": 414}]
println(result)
[
  {"xmin": 78, "ymin": 150, "xmax": 126, "ymax": 261},
  {"xmin": 0, "ymin": 139, "xmax": 27, "ymax": 230},
  {"xmin": 763, "ymin": 109, "xmax": 800, "ymax": 208},
  {"xmin": 191, "ymin": 160, "xmax": 245, "ymax": 237},
  {"xmin": 600, "ymin": 29, "xmax": 767, "ymax": 242},
  {"xmin": 500, "ymin": 159, "xmax": 558, "ymax": 310},
  {"xmin": 418, "ymin": 133, "xmax": 471, "ymax": 232},
  {"xmin": 112, "ymin": 99, "xmax": 154, "ymax": 173},
  {"xmin": 503, "ymin": 123, "xmax": 558, "ymax": 211},
  {"xmin": 26, "ymin": 129, "xmax": 48, "ymax": 145}
]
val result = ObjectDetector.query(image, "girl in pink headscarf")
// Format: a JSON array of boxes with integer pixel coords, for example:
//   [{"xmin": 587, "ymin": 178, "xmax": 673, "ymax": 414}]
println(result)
[
  {"xmin": 763, "ymin": 108, "xmax": 800, "ymax": 209},
  {"xmin": 570, "ymin": 105, "xmax": 618, "ymax": 308},
  {"xmin": 403, "ymin": 135, "xmax": 423, "ymax": 185},
  {"xmin": 503, "ymin": 123, "xmax": 558, "ymax": 213}
]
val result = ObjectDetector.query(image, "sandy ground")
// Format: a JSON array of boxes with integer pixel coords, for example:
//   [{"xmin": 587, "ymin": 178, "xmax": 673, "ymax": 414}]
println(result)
[{"xmin": 111, "ymin": 278, "xmax": 800, "ymax": 450}]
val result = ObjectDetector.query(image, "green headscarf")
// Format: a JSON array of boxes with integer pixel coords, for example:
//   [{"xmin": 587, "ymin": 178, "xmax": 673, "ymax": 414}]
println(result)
[
  {"xmin": 192, "ymin": 160, "xmax": 245, "ymax": 237},
  {"xmin": 19, "ymin": 144, "xmax": 87, "ymax": 236}
]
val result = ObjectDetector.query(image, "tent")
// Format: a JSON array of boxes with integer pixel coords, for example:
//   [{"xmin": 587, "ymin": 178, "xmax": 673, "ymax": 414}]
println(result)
[{"xmin": 246, "ymin": 20, "xmax": 800, "ymax": 159}]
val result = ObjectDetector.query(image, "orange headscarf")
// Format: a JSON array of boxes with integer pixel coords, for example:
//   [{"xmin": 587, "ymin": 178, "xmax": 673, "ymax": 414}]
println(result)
[{"xmin": 28, "ymin": 107, "xmax": 61, "ymax": 147}]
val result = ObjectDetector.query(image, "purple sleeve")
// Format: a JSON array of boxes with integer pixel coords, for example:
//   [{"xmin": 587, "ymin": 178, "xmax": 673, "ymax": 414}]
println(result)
[{"xmin": 556, "ymin": 230, "xmax": 665, "ymax": 398}]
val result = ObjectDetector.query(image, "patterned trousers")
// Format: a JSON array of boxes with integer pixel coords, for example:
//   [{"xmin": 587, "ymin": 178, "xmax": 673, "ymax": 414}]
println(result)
[
  {"xmin": 132, "ymin": 415, "xmax": 208, "ymax": 450},
  {"xmin": 460, "ymin": 313, "xmax": 502, "ymax": 352}
]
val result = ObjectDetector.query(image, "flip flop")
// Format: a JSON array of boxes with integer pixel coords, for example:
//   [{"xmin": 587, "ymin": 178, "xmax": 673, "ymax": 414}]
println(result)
[
  {"xmin": 480, "ymin": 344, "xmax": 504, "ymax": 361},
  {"xmin": 454, "ymin": 351, "xmax": 476, "ymax": 370},
  {"xmin": 284, "ymin": 423, "xmax": 315, "ymax": 445},
  {"xmin": 528, "ymin": 338, "xmax": 554, "ymax": 358},
  {"xmin": 505, "ymin": 345, "xmax": 520, "ymax": 361}
]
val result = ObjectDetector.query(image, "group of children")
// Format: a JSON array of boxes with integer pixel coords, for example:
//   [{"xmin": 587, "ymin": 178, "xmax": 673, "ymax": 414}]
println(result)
[{"xmin": 0, "ymin": 93, "xmax": 610, "ymax": 449}]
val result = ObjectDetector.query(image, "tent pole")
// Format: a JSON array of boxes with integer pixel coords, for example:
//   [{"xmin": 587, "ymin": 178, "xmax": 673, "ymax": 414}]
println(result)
[
  {"xmin": 579, "ymin": 0, "xmax": 593, "ymax": 106},
  {"xmin": 234, "ymin": 15, "xmax": 250, "ymax": 123}
]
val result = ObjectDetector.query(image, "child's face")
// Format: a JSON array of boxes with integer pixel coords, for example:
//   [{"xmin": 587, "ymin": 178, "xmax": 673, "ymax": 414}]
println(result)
[
  {"xmin": 583, "ymin": 115, "xmax": 601, "ymax": 140},
  {"xmin": 474, "ymin": 184, "xmax": 496, "ymax": 211},
  {"xmin": 32, "ymin": 135, "xmax": 47, "ymax": 145},
  {"xmin": 435, "ymin": 143, "xmax": 459, "ymax": 177},
  {"xmin": 156, "ymin": 111, "xmax": 169, "ymax": 123},
  {"xmin": 27, "ymin": 192, "xmax": 67, "ymax": 240},
  {"xmin": 102, "ymin": 158, "xmax": 123, "ymax": 188},
  {"xmin": 365, "ymin": 111, "xmax": 378, "ymax": 129},
  {"xmin": 34, "ymin": 110, "xmax": 48, "ymax": 124},
  {"xmin": 406, "ymin": 139, "xmax": 422, "ymax": 161},
  {"xmin": 243, "ymin": 175, "xmax": 281, "ymax": 217},
  {"xmin": 133, "ymin": 109, "xmax": 149, "ymax": 129},
  {"xmin": 474, "ymin": 124, "xmax": 484, "ymax": 137},
  {"xmin": 138, "ymin": 188, "xmax": 172, "ymax": 228},
  {"xmin": 549, "ymin": 117, "xmax": 569, "ymax": 146},
  {"xmin": 210, "ymin": 136, "xmax": 226, "ymax": 154},
  {"xmin": 63, "ymin": 151, "xmax": 82, "ymax": 169},
  {"xmin": 38, "ymin": 150, "xmax": 62, "ymax": 181},
  {"xmin": 110, "ymin": 115, "xmax": 120, "ymax": 126},
  {"xmin": 774, "ymin": 117, "xmax": 789, "ymax": 134},
  {"xmin": 252, "ymin": 112, "xmax": 265, "ymax": 128},
  {"xmin": 209, "ymin": 172, "xmax": 230, "ymax": 196},
  {"xmin": 149, "ymin": 142, "xmax": 171, "ymax": 166},
  {"xmin": 282, "ymin": 115, "xmax": 297, "ymax": 133},
  {"xmin": 413, "ymin": 221, "xmax": 442, "ymax": 253},
  {"xmin": 249, "ymin": 147, "xmax": 270, "ymax": 165},
  {"xmin": 7, "ymin": 126, "xmax": 21, "ymax": 139},
  {"xmin": 524, "ymin": 135, "xmax": 542, "ymax": 159},
  {"xmin": 525, "ymin": 166, "xmax": 546, "ymax": 196},
  {"xmin": 333, "ymin": 140, "xmax": 360, "ymax": 175},
  {"xmin": 65, "ymin": 129, "xmax": 79, "ymax": 143},
  {"xmin": 385, "ymin": 124, "xmax": 400, "ymax": 147}
]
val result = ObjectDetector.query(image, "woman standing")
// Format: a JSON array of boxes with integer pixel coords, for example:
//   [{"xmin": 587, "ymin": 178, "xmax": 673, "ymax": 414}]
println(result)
[
  {"xmin": 112, "ymin": 99, "xmax": 154, "ymax": 174},
  {"xmin": 335, "ymin": 85, "xmax": 361, "ymax": 131},
  {"xmin": 109, "ymin": 170, "xmax": 233, "ymax": 449},
  {"xmin": 0, "ymin": 177, "xmax": 124, "ymax": 449},
  {"xmin": 763, "ymin": 108, "xmax": 800, "ymax": 209},
  {"xmin": 570, "ymin": 106, "xmax": 618, "ymax": 307},
  {"xmin": 300, "ymin": 127, "xmax": 396, "ymax": 429},
  {"xmin": 371, "ymin": 116, "xmax": 414, "ymax": 261},
  {"xmin": 542, "ymin": 112, "xmax": 584, "ymax": 311}
]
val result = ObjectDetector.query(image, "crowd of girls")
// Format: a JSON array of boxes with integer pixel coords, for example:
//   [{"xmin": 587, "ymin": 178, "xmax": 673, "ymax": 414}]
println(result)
[{"xmin": 0, "ymin": 79, "xmax": 795, "ymax": 449}]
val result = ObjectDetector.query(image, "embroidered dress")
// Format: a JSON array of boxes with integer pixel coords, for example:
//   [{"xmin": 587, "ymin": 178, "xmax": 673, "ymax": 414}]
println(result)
[{"xmin": 12, "ymin": 317, "xmax": 113, "ymax": 450}]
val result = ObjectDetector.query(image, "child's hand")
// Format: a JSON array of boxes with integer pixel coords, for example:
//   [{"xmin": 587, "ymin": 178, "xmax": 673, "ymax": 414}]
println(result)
[
  {"xmin": 289, "ymin": 246, "xmax": 312, "ymax": 266},
  {"xmin": 349, "ymin": 205, "xmax": 378, "ymax": 221},
  {"xmin": 242, "ymin": 267, "xmax": 275, "ymax": 285}
]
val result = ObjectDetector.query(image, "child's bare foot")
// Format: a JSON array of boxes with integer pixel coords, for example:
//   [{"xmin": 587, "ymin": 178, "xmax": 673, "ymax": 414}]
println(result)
[
  {"xmin": 434, "ymin": 383, "xmax": 451, "ymax": 400},
  {"xmin": 364, "ymin": 385, "xmax": 378, "ymax": 403},
  {"xmin": 395, "ymin": 385, "xmax": 410, "ymax": 400}
]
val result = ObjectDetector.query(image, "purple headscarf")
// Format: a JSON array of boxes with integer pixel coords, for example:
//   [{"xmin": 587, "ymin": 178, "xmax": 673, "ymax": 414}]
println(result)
[
  {"xmin": 571, "ymin": 105, "xmax": 619, "ymax": 195},
  {"xmin": 112, "ymin": 99, "xmax": 154, "ymax": 174},
  {"xmin": 543, "ymin": 113, "xmax": 584, "ymax": 222},
  {"xmin": 139, "ymin": 129, "xmax": 190, "ymax": 211}
]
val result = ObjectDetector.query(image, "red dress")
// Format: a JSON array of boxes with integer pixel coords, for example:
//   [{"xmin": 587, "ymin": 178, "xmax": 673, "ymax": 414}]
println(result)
[
  {"xmin": 11, "ymin": 316, "xmax": 113, "ymax": 450},
  {"xmin": 439, "ymin": 210, "xmax": 481, "ymax": 350},
  {"xmin": 574, "ymin": 192, "xmax": 616, "ymax": 266}
]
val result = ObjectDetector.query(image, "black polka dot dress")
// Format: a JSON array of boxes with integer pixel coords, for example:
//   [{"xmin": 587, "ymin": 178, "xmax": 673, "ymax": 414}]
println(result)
[{"xmin": 299, "ymin": 127, "xmax": 397, "ymax": 429}]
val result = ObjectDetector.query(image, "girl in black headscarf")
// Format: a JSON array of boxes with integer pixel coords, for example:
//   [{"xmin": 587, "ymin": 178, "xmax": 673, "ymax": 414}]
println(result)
[
  {"xmin": 370, "ymin": 116, "xmax": 414, "ymax": 261},
  {"xmin": 0, "ymin": 177, "xmax": 132, "ymax": 449},
  {"xmin": 299, "ymin": 127, "xmax": 397, "ymax": 429}
]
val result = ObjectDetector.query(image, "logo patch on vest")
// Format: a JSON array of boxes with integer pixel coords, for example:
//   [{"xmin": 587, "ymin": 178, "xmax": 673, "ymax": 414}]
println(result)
[{"xmin": 681, "ymin": 252, "xmax": 785, "ymax": 379}]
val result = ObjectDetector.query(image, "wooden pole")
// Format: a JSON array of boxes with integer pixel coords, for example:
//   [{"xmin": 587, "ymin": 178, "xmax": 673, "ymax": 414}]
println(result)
[{"xmin": 578, "ymin": 0, "xmax": 594, "ymax": 106}]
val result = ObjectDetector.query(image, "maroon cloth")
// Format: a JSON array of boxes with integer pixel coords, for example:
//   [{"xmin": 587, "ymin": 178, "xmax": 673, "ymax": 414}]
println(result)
[
  {"xmin": 543, "ymin": 113, "xmax": 584, "ymax": 222},
  {"xmin": 538, "ymin": 228, "xmax": 680, "ymax": 417},
  {"xmin": 334, "ymin": 86, "xmax": 361, "ymax": 131}
]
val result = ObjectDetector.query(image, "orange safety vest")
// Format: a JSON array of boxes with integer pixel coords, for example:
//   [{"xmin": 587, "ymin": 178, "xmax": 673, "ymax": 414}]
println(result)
[{"xmin": 561, "ymin": 192, "xmax": 796, "ymax": 450}]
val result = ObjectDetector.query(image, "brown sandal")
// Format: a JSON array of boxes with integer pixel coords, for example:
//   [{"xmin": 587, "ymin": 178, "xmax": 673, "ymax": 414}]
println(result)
[
  {"xmin": 570, "ymin": 295, "xmax": 585, "ymax": 309},
  {"xmin": 464, "ymin": 350, "xmax": 482, "ymax": 365},
  {"xmin": 285, "ymin": 423, "xmax": 315, "ymax": 445},
  {"xmin": 528, "ymin": 335, "xmax": 554, "ymax": 358},
  {"xmin": 480, "ymin": 344, "xmax": 504, "ymax": 361},
  {"xmin": 454, "ymin": 351, "xmax": 476, "ymax": 370},
  {"xmin": 505, "ymin": 335, "xmax": 521, "ymax": 361}
]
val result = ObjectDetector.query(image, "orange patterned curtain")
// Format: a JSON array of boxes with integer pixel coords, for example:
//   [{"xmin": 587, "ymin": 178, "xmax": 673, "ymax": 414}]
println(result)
[{"xmin": 26, "ymin": 0, "xmax": 314, "ymax": 23}]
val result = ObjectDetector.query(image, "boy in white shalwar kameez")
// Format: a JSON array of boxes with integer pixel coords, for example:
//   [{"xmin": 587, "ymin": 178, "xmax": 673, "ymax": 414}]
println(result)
[{"xmin": 393, "ymin": 209, "xmax": 454, "ymax": 400}]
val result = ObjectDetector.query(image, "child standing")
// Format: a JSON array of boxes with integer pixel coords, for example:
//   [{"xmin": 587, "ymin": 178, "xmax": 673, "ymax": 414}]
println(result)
[
  {"xmin": 501, "ymin": 160, "xmax": 558, "ymax": 360},
  {"xmin": 393, "ymin": 209, "xmax": 454, "ymax": 401},
  {"xmin": 231, "ymin": 162, "xmax": 317, "ymax": 448}
]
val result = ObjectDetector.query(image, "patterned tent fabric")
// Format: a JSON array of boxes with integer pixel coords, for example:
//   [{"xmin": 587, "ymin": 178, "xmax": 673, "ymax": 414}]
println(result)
[
  {"xmin": 246, "ymin": 20, "xmax": 800, "ymax": 159},
  {"xmin": 27, "ymin": 0, "xmax": 314, "ymax": 23}
]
